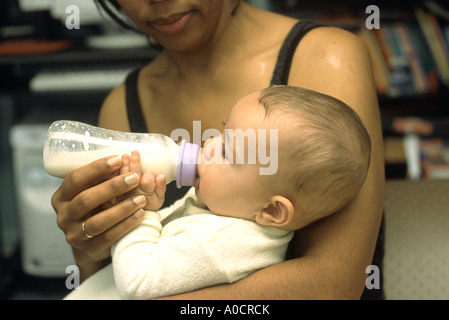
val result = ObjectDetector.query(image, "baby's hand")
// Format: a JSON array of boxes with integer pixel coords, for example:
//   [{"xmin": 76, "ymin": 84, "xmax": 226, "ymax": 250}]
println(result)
[{"xmin": 120, "ymin": 151, "xmax": 166, "ymax": 211}]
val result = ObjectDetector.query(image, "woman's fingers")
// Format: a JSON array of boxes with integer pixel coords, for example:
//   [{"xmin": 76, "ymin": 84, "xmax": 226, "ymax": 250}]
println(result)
[
  {"xmin": 62, "ymin": 179, "xmax": 147, "ymax": 253},
  {"xmin": 80, "ymin": 194, "xmax": 146, "ymax": 240},
  {"xmin": 74, "ymin": 208, "xmax": 145, "ymax": 260},
  {"xmin": 68, "ymin": 172, "xmax": 140, "ymax": 220},
  {"xmin": 54, "ymin": 155, "xmax": 123, "ymax": 203},
  {"xmin": 53, "ymin": 155, "xmax": 146, "ymax": 245}
]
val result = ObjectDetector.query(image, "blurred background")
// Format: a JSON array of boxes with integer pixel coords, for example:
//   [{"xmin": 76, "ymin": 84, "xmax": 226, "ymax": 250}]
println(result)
[{"xmin": 0, "ymin": 0, "xmax": 448, "ymax": 299}]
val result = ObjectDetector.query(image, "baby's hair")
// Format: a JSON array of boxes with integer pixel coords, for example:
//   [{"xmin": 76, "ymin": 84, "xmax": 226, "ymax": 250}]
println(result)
[{"xmin": 258, "ymin": 86, "xmax": 371, "ymax": 224}]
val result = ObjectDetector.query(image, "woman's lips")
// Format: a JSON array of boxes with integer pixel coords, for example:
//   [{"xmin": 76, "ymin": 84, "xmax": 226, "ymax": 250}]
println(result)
[{"xmin": 149, "ymin": 11, "xmax": 193, "ymax": 35}]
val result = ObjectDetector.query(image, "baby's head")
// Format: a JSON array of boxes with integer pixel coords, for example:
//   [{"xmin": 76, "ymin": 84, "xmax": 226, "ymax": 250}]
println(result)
[
  {"xmin": 195, "ymin": 85, "xmax": 371, "ymax": 230},
  {"xmin": 257, "ymin": 86, "xmax": 371, "ymax": 229}
]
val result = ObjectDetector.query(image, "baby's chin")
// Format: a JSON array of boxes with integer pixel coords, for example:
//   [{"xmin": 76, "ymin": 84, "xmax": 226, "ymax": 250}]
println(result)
[{"xmin": 194, "ymin": 188, "xmax": 212, "ymax": 210}]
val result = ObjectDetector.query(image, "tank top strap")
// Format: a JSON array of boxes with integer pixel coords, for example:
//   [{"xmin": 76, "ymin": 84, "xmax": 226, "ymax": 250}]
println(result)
[
  {"xmin": 125, "ymin": 68, "xmax": 149, "ymax": 133},
  {"xmin": 270, "ymin": 20, "xmax": 323, "ymax": 86}
]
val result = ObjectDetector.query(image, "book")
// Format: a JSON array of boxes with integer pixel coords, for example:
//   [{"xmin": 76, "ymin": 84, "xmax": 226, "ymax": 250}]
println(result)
[
  {"xmin": 355, "ymin": 8, "xmax": 446, "ymax": 97},
  {"xmin": 415, "ymin": 7, "xmax": 449, "ymax": 87},
  {"xmin": 395, "ymin": 23, "xmax": 428, "ymax": 94},
  {"xmin": 357, "ymin": 28, "xmax": 390, "ymax": 95}
]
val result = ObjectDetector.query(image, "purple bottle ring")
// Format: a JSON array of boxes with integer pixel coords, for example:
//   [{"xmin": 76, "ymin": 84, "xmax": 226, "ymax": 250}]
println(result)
[{"xmin": 176, "ymin": 140, "xmax": 199, "ymax": 188}]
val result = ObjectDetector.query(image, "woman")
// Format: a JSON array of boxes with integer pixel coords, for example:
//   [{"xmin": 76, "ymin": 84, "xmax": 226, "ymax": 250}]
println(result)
[{"xmin": 52, "ymin": 0, "xmax": 385, "ymax": 299}]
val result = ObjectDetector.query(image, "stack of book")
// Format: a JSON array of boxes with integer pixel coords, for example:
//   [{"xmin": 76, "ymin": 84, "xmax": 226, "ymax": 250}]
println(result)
[{"xmin": 357, "ymin": 8, "xmax": 449, "ymax": 97}]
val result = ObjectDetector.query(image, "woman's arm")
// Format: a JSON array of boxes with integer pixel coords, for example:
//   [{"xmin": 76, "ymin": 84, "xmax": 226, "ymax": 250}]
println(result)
[
  {"xmin": 288, "ymin": 27, "xmax": 385, "ymax": 298},
  {"xmin": 162, "ymin": 27, "xmax": 385, "ymax": 300}
]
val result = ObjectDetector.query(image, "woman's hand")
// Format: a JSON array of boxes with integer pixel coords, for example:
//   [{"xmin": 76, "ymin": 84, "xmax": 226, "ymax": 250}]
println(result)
[
  {"xmin": 51, "ymin": 155, "xmax": 147, "ymax": 281},
  {"xmin": 119, "ymin": 151, "xmax": 167, "ymax": 211}
]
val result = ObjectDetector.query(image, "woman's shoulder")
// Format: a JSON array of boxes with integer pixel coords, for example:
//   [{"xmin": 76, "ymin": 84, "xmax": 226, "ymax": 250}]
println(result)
[
  {"xmin": 288, "ymin": 25, "xmax": 372, "ymax": 96},
  {"xmin": 295, "ymin": 25, "xmax": 367, "ymax": 65},
  {"xmin": 250, "ymin": 4, "xmax": 365, "ymax": 65}
]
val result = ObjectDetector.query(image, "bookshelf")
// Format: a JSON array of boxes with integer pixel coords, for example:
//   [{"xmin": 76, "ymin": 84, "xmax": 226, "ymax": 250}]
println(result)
[{"xmin": 270, "ymin": 0, "xmax": 449, "ymax": 179}]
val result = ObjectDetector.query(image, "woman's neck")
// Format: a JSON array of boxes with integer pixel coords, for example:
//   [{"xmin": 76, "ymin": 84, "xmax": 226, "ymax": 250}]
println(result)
[{"xmin": 161, "ymin": 3, "xmax": 260, "ymax": 80}]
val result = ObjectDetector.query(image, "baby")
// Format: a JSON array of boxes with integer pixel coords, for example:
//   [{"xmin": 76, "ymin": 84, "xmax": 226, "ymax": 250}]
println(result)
[{"xmin": 79, "ymin": 85, "xmax": 371, "ymax": 299}]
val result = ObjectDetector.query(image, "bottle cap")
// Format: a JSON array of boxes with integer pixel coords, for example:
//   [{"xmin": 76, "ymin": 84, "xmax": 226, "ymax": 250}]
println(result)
[{"xmin": 176, "ymin": 140, "xmax": 199, "ymax": 188}]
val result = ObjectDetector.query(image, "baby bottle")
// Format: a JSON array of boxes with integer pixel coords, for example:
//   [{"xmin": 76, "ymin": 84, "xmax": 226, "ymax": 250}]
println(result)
[{"xmin": 43, "ymin": 120, "xmax": 199, "ymax": 188}]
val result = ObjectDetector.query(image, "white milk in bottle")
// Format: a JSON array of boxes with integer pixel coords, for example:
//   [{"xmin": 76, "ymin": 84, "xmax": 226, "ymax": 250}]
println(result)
[{"xmin": 43, "ymin": 121, "xmax": 199, "ymax": 188}]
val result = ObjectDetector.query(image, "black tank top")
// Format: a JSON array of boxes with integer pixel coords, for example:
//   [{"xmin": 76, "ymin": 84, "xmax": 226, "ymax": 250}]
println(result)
[{"xmin": 122, "ymin": 20, "xmax": 384, "ymax": 299}]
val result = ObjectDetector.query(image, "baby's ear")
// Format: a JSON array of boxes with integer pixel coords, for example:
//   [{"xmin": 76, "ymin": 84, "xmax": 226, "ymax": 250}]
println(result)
[{"xmin": 255, "ymin": 195, "xmax": 295, "ymax": 228}]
